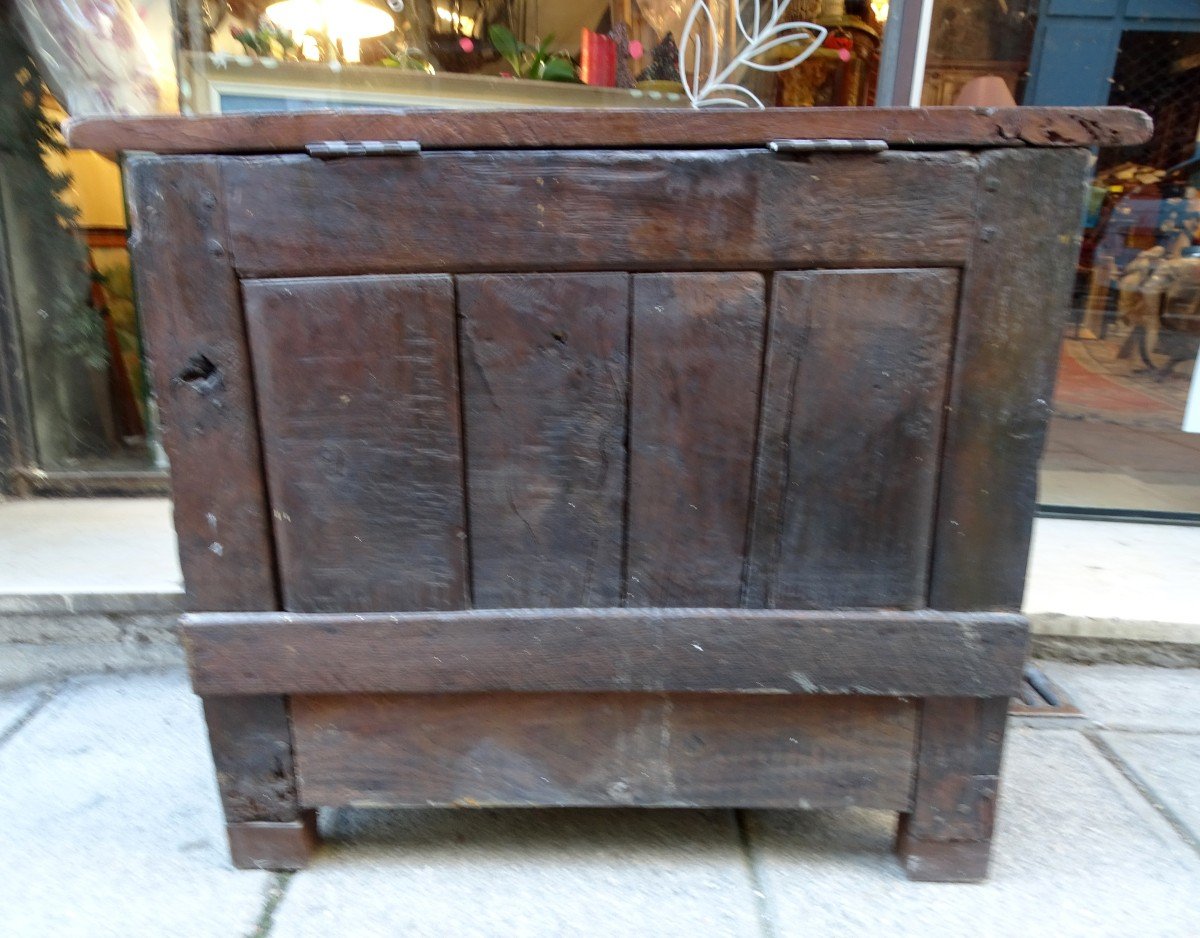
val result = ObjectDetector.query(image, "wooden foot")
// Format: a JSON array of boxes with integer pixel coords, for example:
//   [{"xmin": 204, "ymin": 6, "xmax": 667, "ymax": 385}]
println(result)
[
  {"xmin": 226, "ymin": 810, "xmax": 318, "ymax": 870},
  {"xmin": 895, "ymin": 697, "xmax": 1008, "ymax": 883},
  {"xmin": 201, "ymin": 695, "xmax": 315, "ymax": 869},
  {"xmin": 895, "ymin": 820, "xmax": 991, "ymax": 882}
]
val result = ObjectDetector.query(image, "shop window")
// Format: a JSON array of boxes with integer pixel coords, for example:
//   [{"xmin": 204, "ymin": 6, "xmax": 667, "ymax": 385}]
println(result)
[
  {"xmin": 1049, "ymin": 30, "xmax": 1200, "ymax": 515},
  {"xmin": 921, "ymin": 0, "xmax": 1037, "ymax": 106},
  {"xmin": 169, "ymin": 0, "xmax": 890, "ymax": 113},
  {"xmin": 0, "ymin": 23, "xmax": 155, "ymax": 481}
]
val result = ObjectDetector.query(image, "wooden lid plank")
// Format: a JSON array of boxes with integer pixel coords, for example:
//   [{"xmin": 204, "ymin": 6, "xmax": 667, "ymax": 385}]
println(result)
[{"xmin": 66, "ymin": 106, "xmax": 1151, "ymax": 155}]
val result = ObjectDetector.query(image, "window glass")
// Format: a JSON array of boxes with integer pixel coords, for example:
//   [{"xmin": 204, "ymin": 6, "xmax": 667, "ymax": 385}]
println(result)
[
  {"xmin": 165, "ymin": 0, "xmax": 890, "ymax": 114},
  {"xmin": 924, "ymin": 4, "xmax": 1200, "ymax": 517}
]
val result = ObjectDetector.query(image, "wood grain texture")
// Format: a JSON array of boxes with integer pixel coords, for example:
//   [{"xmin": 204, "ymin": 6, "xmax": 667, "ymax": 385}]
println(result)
[
  {"xmin": 181, "ymin": 608, "xmax": 1029, "ymax": 697},
  {"xmin": 291, "ymin": 692, "xmax": 918, "ymax": 810},
  {"xmin": 123, "ymin": 156, "xmax": 276, "ymax": 611},
  {"xmin": 897, "ymin": 696, "xmax": 1009, "ymax": 882},
  {"xmin": 929, "ymin": 149, "xmax": 1090, "ymax": 612},
  {"xmin": 221, "ymin": 150, "xmax": 979, "ymax": 277},
  {"xmin": 226, "ymin": 812, "xmax": 318, "ymax": 871},
  {"xmin": 243, "ymin": 275, "xmax": 468, "ymax": 613},
  {"xmin": 747, "ymin": 269, "xmax": 958, "ymax": 609},
  {"xmin": 458, "ymin": 273, "xmax": 628, "ymax": 607},
  {"xmin": 66, "ymin": 106, "xmax": 1153, "ymax": 155},
  {"xmin": 202, "ymin": 696, "xmax": 300, "ymax": 823},
  {"xmin": 626, "ymin": 273, "xmax": 767, "ymax": 605}
]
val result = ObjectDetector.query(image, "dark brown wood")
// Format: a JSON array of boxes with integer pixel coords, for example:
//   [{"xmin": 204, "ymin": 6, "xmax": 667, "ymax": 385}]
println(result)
[
  {"xmin": 893, "ymin": 834, "xmax": 992, "ymax": 883},
  {"xmin": 626, "ymin": 273, "xmax": 766, "ymax": 606},
  {"xmin": 929, "ymin": 148, "xmax": 1090, "ymax": 611},
  {"xmin": 126, "ymin": 157, "xmax": 308, "ymax": 864},
  {"xmin": 226, "ymin": 811, "xmax": 318, "ymax": 871},
  {"xmin": 220, "ymin": 151, "xmax": 979, "ymax": 277},
  {"xmin": 290, "ymin": 692, "xmax": 917, "ymax": 810},
  {"xmin": 458, "ymin": 273, "xmax": 629, "ymax": 607},
  {"xmin": 114, "ymin": 113, "xmax": 1110, "ymax": 880},
  {"xmin": 181, "ymin": 608, "xmax": 1029, "ymax": 697},
  {"xmin": 243, "ymin": 275, "xmax": 468, "ymax": 613},
  {"xmin": 124, "ymin": 156, "xmax": 276, "ymax": 612},
  {"xmin": 747, "ymin": 269, "xmax": 958, "ymax": 609},
  {"xmin": 201, "ymin": 696, "xmax": 300, "ymax": 823},
  {"xmin": 896, "ymin": 697, "xmax": 1009, "ymax": 882},
  {"xmin": 66, "ymin": 106, "xmax": 1152, "ymax": 156}
]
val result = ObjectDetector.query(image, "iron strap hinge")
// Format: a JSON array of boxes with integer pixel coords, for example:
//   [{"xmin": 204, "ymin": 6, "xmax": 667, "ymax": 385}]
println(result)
[
  {"xmin": 769, "ymin": 138, "xmax": 889, "ymax": 154},
  {"xmin": 305, "ymin": 140, "xmax": 422, "ymax": 159}
]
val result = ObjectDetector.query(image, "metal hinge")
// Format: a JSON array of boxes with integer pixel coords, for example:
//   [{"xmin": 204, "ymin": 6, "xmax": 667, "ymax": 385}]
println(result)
[
  {"xmin": 305, "ymin": 140, "xmax": 422, "ymax": 159},
  {"xmin": 769, "ymin": 138, "xmax": 888, "ymax": 154}
]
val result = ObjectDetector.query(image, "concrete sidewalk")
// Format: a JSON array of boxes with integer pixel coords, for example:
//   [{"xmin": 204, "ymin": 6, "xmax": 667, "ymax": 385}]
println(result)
[{"xmin": 2, "ymin": 663, "xmax": 1198, "ymax": 937}]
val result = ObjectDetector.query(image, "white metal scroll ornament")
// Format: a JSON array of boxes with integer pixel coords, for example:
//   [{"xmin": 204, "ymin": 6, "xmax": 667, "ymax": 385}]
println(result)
[{"xmin": 680, "ymin": 0, "xmax": 827, "ymax": 108}]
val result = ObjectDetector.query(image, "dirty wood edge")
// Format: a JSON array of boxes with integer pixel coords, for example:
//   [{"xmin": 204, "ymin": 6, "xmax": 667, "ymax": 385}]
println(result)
[
  {"xmin": 67, "ymin": 107, "xmax": 1151, "ymax": 156},
  {"xmin": 124, "ymin": 156, "xmax": 304, "ymax": 839},
  {"xmin": 181, "ymin": 608, "xmax": 1030, "ymax": 697}
]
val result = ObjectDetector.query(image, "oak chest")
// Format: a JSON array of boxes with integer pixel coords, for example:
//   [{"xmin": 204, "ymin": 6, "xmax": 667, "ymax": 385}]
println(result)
[{"xmin": 68, "ymin": 106, "xmax": 1150, "ymax": 880}]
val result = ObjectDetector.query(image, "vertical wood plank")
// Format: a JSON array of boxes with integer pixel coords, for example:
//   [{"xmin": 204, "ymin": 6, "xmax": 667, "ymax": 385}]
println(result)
[
  {"xmin": 747, "ymin": 268, "xmax": 959, "ymax": 610},
  {"xmin": 125, "ymin": 157, "xmax": 303, "ymax": 858},
  {"xmin": 929, "ymin": 148, "xmax": 1089, "ymax": 611},
  {"xmin": 896, "ymin": 696, "xmax": 1009, "ymax": 882},
  {"xmin": 125, "ymin": 156, "xmax": 276, "ymax": 611},
  {"xmin": 458, "ymin": 273, "xmax": 629, "ymax": 607},
  {"xmin": 243, "ymin": 274, "xmax": 468, "ymax": 613},
  {"xmin": 202, "ymin": 695, "xmax": 300, "ymax": 823},
  {"xmin": 626, "ymin": 273, "xmax": 767, "ymax": 606}
]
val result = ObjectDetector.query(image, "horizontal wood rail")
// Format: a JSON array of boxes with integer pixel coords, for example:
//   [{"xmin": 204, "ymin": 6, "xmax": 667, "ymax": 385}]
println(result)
[{"xmin": 182, "ymin": 608, "xmax": 1028, "ymax": 697}]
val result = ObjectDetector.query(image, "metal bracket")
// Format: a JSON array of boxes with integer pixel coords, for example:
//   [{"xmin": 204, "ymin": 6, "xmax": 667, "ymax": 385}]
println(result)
[
  {"xmin": 769, "ymin": 139, "xmax": 889, "ymax": 154},
  {"xmin": 305, "ymin": 140, "xmax": 422, "ymax": 159}
]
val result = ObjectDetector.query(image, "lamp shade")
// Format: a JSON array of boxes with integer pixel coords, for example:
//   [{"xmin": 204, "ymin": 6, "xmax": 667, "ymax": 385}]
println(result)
[{"xmin": 265, "ymin": 0, "xmax": 394, "ymax": 42}]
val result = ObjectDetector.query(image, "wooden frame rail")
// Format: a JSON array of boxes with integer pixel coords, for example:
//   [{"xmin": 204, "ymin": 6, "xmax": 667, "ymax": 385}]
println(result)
[{"xmin": 182, "ymin": 608, "xmax": 1028, "ymax": 697}]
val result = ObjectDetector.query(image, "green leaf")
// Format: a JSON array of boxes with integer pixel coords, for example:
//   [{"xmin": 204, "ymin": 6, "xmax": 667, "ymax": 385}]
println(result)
[
  {"xmin": 488, "ymin": 24, "xmax": 521, "ymax": 67},
  {"xmin": 539, "ymin": 57, "xmax": 579, "ymax": 83}
]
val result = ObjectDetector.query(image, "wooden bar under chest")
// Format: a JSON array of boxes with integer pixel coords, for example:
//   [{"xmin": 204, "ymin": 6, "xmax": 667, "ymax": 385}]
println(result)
[{"xmin": 69, "ymin": 106, "xmax": 1150, "ymax": 879}]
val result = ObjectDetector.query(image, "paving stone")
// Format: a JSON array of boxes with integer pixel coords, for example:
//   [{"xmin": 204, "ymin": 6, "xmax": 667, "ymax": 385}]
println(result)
[
  {"xmin": 748, "ymin": 729, "xmax": 1200, "ymax": 937},
  {"xmin": 0, "ymin": 683, "xmax": 46, "ymax": 737},
  {"xmin": 0, "ymin": 641, "xmax": 184, "ymax": 690},
  {"xmin": 1101, "ymin": 731, "xmax": 1200, "ymax": 842},
  {"xmin": 0, "ymin": 498, "xmax": 181, "ymax": 596},
  {"xmin": 1023, "ymin": 520, "xmax": 1200, "ymax": 626},
  {"xmin": 1039, "ymin": 662, "xmax": 1200, "ymax": 731},
  {"xmin": 273, "ymin": 807, "xmax": 763, "ymax": 938},
  {"xmin": 0, "ymin": 669, "xmax": 270, "ymax": 937}
]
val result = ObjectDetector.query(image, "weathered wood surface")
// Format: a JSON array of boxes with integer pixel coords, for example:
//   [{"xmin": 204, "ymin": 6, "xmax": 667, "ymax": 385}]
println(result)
[
  {"xmin": 124, "ymin": 156, "xmax": 276, "ymax": 611},
  {"xmin": 929, "ymin": 148, "xmax": 1090, "ymax": 611},
  {"xmin": 291, "ymin": 692, "xmax": 918, "ymax": 809},
  {"xmin": 126, "ymin": 158, "xmax": 307, "ymax": 859},
  {"xmin": 626, "ymin": 273, "xmax": 766, "ymax": 606},
  {"xmin": 459, "ymin": 273, "xmax": 628, "ymax": 607},
  {"xmin": 201, "ymin": 696, "xmax": 299, "ymax": 823},
  {"xmin": 243, "ymin": 275, "xmax": 468, "ymax": 613},
  {"xmin": 66, "ymin": 106, "xmax": 1152, "ymax": 155},
  {"xmin": 747, "ymin": 269, "xmax": 958, "ymax": 609},
  {"xmin": 221, "ymin": 151, "xmax": 979, "ymax": 277},
  {"xmin": 226, "ymin": 813, "xmax": 318, "ymax": 871},
  {"xmin": 182, "ymin": 608, "xmax": 1029, "ymax": 697},
  {"xmin": 897, "ymin": 697, "xmax": 1009, "ymax": 882}
]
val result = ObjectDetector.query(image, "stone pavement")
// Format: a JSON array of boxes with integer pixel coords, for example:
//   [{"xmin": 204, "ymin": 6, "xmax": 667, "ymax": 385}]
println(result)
[{"xmin": 1, "ymin": 663, "xmax": 1198, "ymax": 937}]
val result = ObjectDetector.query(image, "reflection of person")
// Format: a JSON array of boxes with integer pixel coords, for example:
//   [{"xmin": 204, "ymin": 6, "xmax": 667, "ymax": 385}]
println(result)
[
  {"xmin": 1143, "ymin": 247, "xmax": 1200, "ymax": 382},
  {"xmin": 1117, "ymin": 246, "xmax": 1165, "ymax": 370}
]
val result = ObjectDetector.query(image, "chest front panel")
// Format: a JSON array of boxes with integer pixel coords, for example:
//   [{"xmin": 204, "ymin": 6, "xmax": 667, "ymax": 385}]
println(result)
[{"xmin": 242, "ymin": 259, "xmax": 960, "ymax": 614}]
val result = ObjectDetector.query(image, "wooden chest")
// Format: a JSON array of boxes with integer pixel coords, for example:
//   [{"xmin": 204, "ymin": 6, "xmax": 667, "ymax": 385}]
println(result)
[{"xmin": 69, "ymin": 107, "xmax": 1149, "ymax": 881}]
